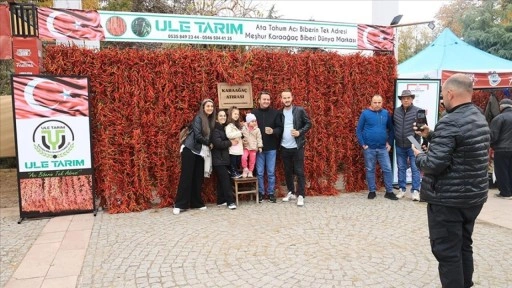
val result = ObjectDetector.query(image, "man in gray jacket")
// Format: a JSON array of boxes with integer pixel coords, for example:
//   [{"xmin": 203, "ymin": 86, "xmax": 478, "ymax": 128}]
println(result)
[
  {"xmin": 413, "ymin": 74, "xmax": 490, "ymax": 288},
  {"xmin": 393, "ymin": 90, "xmax": 423, "ymax": 201},
  {"xmin": 490, "ymin": 98, "xmax": 512, "ymax": 199}
]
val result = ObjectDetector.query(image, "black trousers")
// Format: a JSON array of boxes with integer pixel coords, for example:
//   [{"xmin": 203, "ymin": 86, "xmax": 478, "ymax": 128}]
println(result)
[
  {"xmin": 494, "ymin": 151, "xmax": 512, "ymax": 197},
  {"xmin": 281, "ymin": 146, "xmax": 305, "ymax": 197},
  {"xmin": 230, "ymin": 155, "xmax": 241, "ymax": 171},
  {"xmin": 214, "ymin": 165, "xmax": 234, "ymax": 205},
  {"xmin": 175, "ymin": 147, "xmax": 205, "ymax": 209},
  {"xmin": 427, "ymin": 203, "xmax": 483, "ymax": 288}
]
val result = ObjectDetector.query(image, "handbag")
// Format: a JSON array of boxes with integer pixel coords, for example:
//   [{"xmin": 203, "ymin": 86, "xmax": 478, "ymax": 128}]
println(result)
[{"xmin": 179, "ymin": 124, "xmax": 191, "ymax": 145}]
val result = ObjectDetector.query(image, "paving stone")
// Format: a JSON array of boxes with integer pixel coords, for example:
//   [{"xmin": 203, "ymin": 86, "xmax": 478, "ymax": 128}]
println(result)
[{"xmin": 3, "ymin": 192, "xmax": 512, "ymax": 287}]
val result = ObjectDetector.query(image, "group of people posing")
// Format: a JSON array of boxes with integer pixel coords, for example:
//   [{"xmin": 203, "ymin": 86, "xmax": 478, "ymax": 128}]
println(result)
[
  {"xmin": 173, "ymin": 89, "xmax": 311, "ymax": 215},
  {"xmin": 356, "ymin": 89, "xmax": 425, "ymax": 201},
  {"xmin": 172, "ymin": 74, "xmax": 508, "ymax": 287}
]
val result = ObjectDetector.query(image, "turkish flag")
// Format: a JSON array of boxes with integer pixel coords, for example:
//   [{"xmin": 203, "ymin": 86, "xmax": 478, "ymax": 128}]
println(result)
[
  {"xmin": 38, "ymin": 8, "xmax": 105, "ymax": 41},
  {"xmin": 13, "ymin": 75, "xmax": 89, "ymax": 119},
  {"xmin": 357, "ymin": 25, "xmax": 394, "ymax": 51}
]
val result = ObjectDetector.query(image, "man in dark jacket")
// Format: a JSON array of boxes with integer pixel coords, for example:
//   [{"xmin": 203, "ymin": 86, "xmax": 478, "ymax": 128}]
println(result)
[
  {"xmin": 413, "ymin": 74, "xmax": 490, "ymax": 288},
  {"xmin": 490, "ymin": 98, "xmax": 512, "ymax": 199},
  {"xmin": 279, "ymin": 89, "xmax": 311, "ymax": 206},
  {"xmin": 393, "ymin": 90, "xmax": 423, "ymax": 201},
  {"xmin": 252, "ymin": 91, "xmax": 283, "ymax": 203}
]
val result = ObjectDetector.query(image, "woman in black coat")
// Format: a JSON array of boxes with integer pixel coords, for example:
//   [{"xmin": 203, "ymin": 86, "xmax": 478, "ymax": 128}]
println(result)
[
  {"xmin": 173, "ymin": 99, "xmax": 216, "ymax": 215},
  {"xmin": 211, "ymin": 110, "xmax": 238, "ymax": 209}
]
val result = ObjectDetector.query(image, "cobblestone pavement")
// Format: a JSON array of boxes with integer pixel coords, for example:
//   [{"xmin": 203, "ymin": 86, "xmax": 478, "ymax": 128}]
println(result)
[
  {"xmin": 76, "ymin": 193, "xmax": 512, "ymax": 288},
  {"xmin": 0, "ymin": 209, "xmax": 48, "ymax": 287}
]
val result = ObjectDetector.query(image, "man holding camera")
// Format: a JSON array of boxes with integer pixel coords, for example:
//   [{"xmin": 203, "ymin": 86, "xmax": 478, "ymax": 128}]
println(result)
[
  {"xmin": 412, "ymin": 74, "xmax": 490, "ymax": 288},
  {"xmin": 393, "ymin": 90, "xmax": 423, "ymax": 201}
]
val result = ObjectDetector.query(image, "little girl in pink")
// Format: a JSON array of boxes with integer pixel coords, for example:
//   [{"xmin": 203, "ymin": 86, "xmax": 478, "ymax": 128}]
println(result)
[{"xmin": 241, "ymin": 113, "xmax": 263, "ymax": 178}]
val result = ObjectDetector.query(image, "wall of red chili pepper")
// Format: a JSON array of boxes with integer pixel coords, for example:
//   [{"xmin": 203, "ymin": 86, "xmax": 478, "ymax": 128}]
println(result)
[{"xmin": 42, "ymin": 46, "xmax": 494, "ymax": 213}]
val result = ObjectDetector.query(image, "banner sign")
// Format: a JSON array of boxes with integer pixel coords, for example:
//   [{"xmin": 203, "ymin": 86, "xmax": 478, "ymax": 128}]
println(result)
[
  {"xmin": 11, "ymin": 75, "xmax": 95, "ymax": 219},
  {"xmin": 12, "ymin": 37, "xmax": 43, "ymax": 74},
  {"xmin": 37, "ymin": 8, "xmax": 394, "ymax": 51},
  {"xmin": 392, "ymin": 79, "xmax": 441, "ymax": 185},
  {"xmin": 442, "ymin": 70, "xmax": 512, "ymax": 89},
  {"xmin": 218, "ymin": 83, "xmax": 253, "ymax": 109}
]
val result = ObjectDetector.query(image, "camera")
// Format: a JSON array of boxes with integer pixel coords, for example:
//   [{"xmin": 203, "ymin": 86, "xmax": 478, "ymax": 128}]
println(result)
[{"xmin": 416, "ymin": 109, "xmax": 427, "ymax": 130}]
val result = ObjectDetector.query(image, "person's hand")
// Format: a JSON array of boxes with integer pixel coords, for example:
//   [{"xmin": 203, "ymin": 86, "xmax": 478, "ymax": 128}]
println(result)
[
  {"xmin": 265, "ymin": 127, "xmax": 273, "ymax": 135},
  {"xmin": 413, "ymin": 122, "xmax": 430, "ymax": 138},
  {"xmin": 231, "ymin": 139, "xmax": 239, "ymax": 146},
  {"xmin": 412, "ymin": 144, "xmax": 422, "ymax": 156},
  {"xmin": 258, "ymin": 148, "xmax": 262, "ymax": 153},
  {"xmin": 386, "ymin": 143, "xmax": 391, "ymax": 152},
  {"xmin": 362, "ymin": 145, "xmax": 368, "ymax": 150},
  {"xmin": 291, "ymin": 129, "xmax": 300, "ymax": 137}
]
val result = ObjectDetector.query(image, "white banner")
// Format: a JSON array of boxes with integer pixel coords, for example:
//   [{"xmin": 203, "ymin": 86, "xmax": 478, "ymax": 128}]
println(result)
[{"xmin": 99, "ymin": 11, "xmax": 359, "ymax": 48}]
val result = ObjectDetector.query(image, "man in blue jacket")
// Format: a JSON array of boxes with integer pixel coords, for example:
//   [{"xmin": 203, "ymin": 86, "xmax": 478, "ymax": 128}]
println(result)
[{"xmin": 356, "ymin": 95, "xmax": 398, "ymax": 200}]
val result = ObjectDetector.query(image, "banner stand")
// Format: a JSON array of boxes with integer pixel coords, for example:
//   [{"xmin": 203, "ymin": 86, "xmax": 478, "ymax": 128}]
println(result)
[{"xmin": 11, "ymin": 75, "xmax": 96, "ymax": 222}]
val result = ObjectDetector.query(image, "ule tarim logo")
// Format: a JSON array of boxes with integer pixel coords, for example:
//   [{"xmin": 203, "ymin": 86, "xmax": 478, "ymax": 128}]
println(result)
[{"xmin": 32, "ymin": 119, "xmax": 75, "ymax": 159}]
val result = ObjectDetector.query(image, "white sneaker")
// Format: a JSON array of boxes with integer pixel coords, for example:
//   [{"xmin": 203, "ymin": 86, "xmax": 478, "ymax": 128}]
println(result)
[
  {"xmin": 396, "ymin": 190, "xmax": 406, "ymax": 199},
  {"xmin": 297, "ymin": 195, "xmax": 304, "ymax": 207},
  {"xmin": 282, "ymin": 191, "xmax": 297, "ymax": 202},
  {"xmin": 217, "ymin": 202, "xmax": 227, "ymax": 207},
  {"xmin": 199, "ymin": 206, "xmax": 207, "ymax": 210},
  {"xmin": 248, "ymin": 171, "xmax": 253, "ymax": 178},
  {"xmin": 411, "ymin": 190, "xmax": 420, "ymax": 201},
  {"xmin": 173, "ymin": 208, "xmax": 180, "ymax": 215},
  {"xmin": 228, "ymin": 203, "xmax": 237, "ymax": 210}
]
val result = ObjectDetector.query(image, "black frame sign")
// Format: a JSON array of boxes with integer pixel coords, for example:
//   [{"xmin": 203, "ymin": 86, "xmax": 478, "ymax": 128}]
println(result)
[{"xmin": 11, "ymin": 75, "xmax": 95, "ymax": 221}]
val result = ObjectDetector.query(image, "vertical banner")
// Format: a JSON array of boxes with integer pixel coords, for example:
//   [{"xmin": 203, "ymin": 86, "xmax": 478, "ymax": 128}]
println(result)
[
  {"xmin": 12, "ymin": 37, "xmax": 43, "ymax": 74},
  {"xmin": 392, "ymin": 79, "xmax": 441, "ymax": 185},
  {"xmin": 11, "ymin": 75, "xmax": 95, "ymax": 219}
]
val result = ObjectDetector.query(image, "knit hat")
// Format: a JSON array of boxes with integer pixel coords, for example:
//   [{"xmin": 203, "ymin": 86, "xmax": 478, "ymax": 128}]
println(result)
[
  {"xmin": 398, "ymin": 90, "xmax": 415, "ymax": 99},
  {"xmin": 246, "ymin": 113, "xmax": 257, "ymax": 123},
  {"xmin": 499, "ymin": 98, "xmax": 512, "ymax": 109}
]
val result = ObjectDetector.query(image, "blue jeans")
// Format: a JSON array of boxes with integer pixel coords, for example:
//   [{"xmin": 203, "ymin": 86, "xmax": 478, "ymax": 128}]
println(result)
[
  {"xmin": 363, "ymin": 147, "xmax": 393, "ymax": 192},
  {"xmin": 256, "ymin": 150, "xmax": 276, "ymax": 195},
  {"xmin": 396, "ymin": 146, "xmax": 421, "ymax": 191}
]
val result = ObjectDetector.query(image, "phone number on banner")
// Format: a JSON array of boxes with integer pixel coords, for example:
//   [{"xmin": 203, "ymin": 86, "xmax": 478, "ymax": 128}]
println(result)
[{"xmin": 167, "ymin": 34, "xmax": 233, "ymax": 41}]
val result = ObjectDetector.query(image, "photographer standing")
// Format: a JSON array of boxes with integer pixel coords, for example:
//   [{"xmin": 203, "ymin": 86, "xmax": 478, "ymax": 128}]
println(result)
[{"xmin": 413, "ymin": 74, "xmax": 490, "ymax": 288}]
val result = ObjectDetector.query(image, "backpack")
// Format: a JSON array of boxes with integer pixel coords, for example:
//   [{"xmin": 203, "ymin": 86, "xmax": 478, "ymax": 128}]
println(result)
[{"xmin": 179, "ymin": 124, "xmax": 191, "ymax": 145}]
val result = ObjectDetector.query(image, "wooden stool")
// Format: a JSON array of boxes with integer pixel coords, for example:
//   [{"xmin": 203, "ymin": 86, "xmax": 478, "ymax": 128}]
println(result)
[{"xmin": 232, "ymin": 177, "xmax": 259, "ymax": 206}]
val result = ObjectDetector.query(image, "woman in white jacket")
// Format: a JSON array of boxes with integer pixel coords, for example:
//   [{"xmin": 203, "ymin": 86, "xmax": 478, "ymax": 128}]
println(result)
[{"xmin": 225, "ymin": 106, "xmax": 243, "ymax": 178}]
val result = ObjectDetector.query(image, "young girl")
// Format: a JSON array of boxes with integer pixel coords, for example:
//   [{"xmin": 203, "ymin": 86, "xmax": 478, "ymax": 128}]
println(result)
[
  {"xmin": 241, "ymin": 113, "xmax": 263, "ymax": 178},
  {"xmin": 225, "ymin": 106, "xmax": 243, "ymax": 178}
]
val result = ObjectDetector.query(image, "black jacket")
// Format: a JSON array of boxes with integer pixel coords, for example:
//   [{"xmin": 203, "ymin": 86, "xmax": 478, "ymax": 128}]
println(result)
[
  {"xmin": 393, "ymin": 104, "xmax": 422, "ymax": 148},
  {"xmin": 211, "ymin": 122, "xmax": 232, "ymax": 166},
  {"xmin": 183, "ymin": 115, "xmax": 211, "ymax": 154},
  {"xmin": 252, "ymin": 107, "xmax": 283, "ymax": 151},
  {"xmin": 279, "ymin": 106, "xmax": 312, "ymax": 149},
  {"xmin": 490, "ymin": 107, "xmax": 512, "ymax": 152},
  {"xmin": 416, "ymin": 103, "xmax": 490, "ymax": 208}
]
